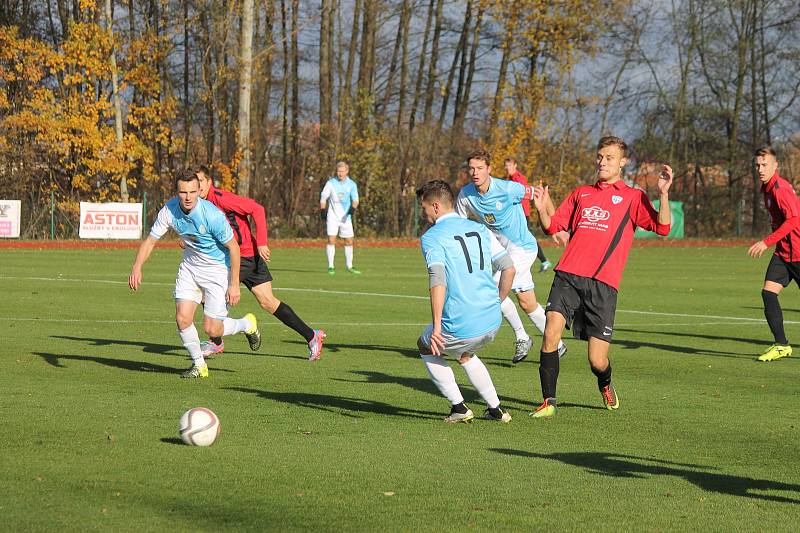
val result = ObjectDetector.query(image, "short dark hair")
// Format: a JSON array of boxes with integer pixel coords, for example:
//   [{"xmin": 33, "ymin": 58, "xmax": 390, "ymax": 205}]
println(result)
[
  {"xmin": 504, "ymin": 157, "xmax": 517, "ymax": 164},
  {"xmin": 195, "ymin": 164, "xmax": 212, "ymax": 177},
  {"xmin": 466, "ymin": 148, "xmax": 492, "ymax": 166},
  {"xmin": 416, "ymin": 180, "xmax": 454, "ymax": 206},
  {"xmin": 754, "ymin": 146, "xmax": 777, "ymax": 159},
  {"xmin": 597, "ymin": 136, "xmax": 628, "ymax": 158},
  {"xmin": 176, "ymin": 168, "xmax": 200, "ymax": 187}
]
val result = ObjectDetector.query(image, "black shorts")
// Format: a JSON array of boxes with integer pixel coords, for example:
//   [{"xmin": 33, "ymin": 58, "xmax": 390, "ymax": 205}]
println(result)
[
  {"xmin": 240, "ymin": 255, "xmax": 273, "ymax": 290},
  {"xmin": 765, "ymin": 254, "xmax": 800, "ymax": 288},
  {"xmin": 546, "ymin": 271, "xmax": 618, "ymax": 342}
]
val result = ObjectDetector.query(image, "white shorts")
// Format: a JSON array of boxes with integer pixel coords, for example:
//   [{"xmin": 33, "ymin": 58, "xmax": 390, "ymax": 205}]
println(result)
[
  {"xmin": 173, "ymin": 261, "xmax": 229, "ymax": 320},
  {"xmin": 420, "ymin": 324, "xmax": 499, "ymax": 357},
  {"xmin": 493, "ymin": 247, "xmax": 536, "ymax": 292},
  {"xmin": 327, "ymin": 217, "xmax": 354, "ymax": 238}
]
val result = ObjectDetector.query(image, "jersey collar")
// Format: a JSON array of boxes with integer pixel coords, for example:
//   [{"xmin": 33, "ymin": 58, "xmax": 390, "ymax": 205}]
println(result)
[
  {"xmin": 763, "ymin": 172, "xmax": 780, "ymax": 192},
  {"xmin": 595, "ymin": 179, "xmax": 626, "ymax": 190},
  {"xmin": 435, "ymin": 212, "xmax": 459, "ymax": 224}
]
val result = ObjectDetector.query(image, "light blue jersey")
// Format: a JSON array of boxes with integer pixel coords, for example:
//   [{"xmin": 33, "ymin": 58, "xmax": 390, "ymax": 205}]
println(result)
[
  {"xmin": 455, "ymin": 178, "xmax": 538, "ymax": 253},
  {"xmin": 150, "ymin": 197, "xmax": 234, "ymax": 267},
  {"xmin": 421, "ymin": 213, "xmax": 508, "ymax": 339},
  {"xmin": 320, "ymin": 177, "xmax": 359, "ymax": 222}
]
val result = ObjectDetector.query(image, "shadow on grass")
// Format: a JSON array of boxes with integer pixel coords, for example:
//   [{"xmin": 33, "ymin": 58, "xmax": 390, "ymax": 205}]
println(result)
[
  {"xmin": 160, "ymin": 437, "xmax": 185, "ymax": 446},
  {"xmin": 606, "ymin": 334, "xmax": 750, "ymax": 358},
  {"xmin": 284, "ymin": 340, "xmax": 419, "ymax": 358},
  {"xmin": 332, "ymin": 370, "xmax": 606, "ymax": 413},
  {"xmin": 224, "ymin": 386, "xmax": 441, "ymax": 420},
  {"xmin": 615, "ymin": 328, "xmax": 764, "ymax": 349},
  {"xmin": 34, "ymin": 352, "xmax": 234, "ymax": 375},
  {"xmin": 490, "ymin": 449, "xmax": 800, "ymax": 504},
  {"xmin": 51, "ymin": 335, "xmax": 183, "ymax": 356}
]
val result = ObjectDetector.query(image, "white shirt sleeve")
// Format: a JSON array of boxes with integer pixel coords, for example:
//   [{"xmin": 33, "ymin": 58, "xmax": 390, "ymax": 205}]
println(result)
[
  {"xmin": 148, "ymin": 205, "xmax": 173, "ymax": 240},
  {"xmin": 320, "ymin": 181, "xmax": 333, "ymax": 203},
  {"xmin": 454, "ymin": 190, "xmax": 472, "ymax": 218}
]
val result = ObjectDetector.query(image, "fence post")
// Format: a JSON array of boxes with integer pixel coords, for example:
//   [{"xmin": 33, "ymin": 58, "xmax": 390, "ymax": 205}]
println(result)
[
  {"xmin": 50, "ymin": 190, "xmax": 55, "ymax": 239},
  {"xmin": 142, "ymin": 191, "xmax": 147, "ymax": 238}
]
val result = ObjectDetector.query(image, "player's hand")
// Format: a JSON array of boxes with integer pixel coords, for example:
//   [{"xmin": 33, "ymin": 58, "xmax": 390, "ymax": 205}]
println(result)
[
  {"xmin": 226, "ymin": 284, "xmax": 241, "ymax": 306},
  {"xmin": 658, "ymin": 164, "xmax": 674, "ymax": 194},
  {"xmin": 319, "ymin": 209, "xmax": 326, "ymax": 222},
  {"xmin": 429, "ymin": 327, "xmax": 446, "ymax": 356},
  {"xmin": 553, "ymin": 231, "xmax": 570, "ymax": 246},
  {"xmin": 533, "ymin": 181, "xmax": 550, "ymax": 212},
  {"xmin": 748, "ymin": 240, "xmax": 769, "ymax": 258},
  {"xmin": 258, "ymin": 245, "xmax": 271, "ymax": 263},
  {"xmin": 128, "ymin": 268, "xmax": 142, "ymax": 291}
]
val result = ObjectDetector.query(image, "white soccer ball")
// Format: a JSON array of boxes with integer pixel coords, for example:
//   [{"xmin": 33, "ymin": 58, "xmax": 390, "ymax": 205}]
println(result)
[{"xmin": 178, "ymin": 407, "xmax": 220, "ymax": 446}]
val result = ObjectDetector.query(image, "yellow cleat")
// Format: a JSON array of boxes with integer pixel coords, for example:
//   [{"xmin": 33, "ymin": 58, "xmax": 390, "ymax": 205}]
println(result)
[
  {"xmin": 180, "ymin": 364, "xmax": 209, "ymax": 379},
  {"xmin": 243, "ymin": 313, "xmax": 261, "ymax": 351},
  {"xmin": 757, "ymin": 344, "xmax": 792, "ymax": 362},
  {"xmin": 529, "ymin": 399, "xmax": 556, "ymax": 418}
]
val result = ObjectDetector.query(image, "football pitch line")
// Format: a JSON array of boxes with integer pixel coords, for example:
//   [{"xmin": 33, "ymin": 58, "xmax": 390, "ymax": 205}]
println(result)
[{"xmin": 0, "ymin": 274, "xmax": 789, "ymax": 325}]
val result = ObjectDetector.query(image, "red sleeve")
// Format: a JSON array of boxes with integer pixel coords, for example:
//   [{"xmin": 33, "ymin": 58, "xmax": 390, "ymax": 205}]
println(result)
[
  {"xmin": 213, "ymin": 191, "xmax": 269, "ymax": 246},
  {"xmin": 764, "ymin": 187, "xmax": 800, "ymax": 246},
  {"xmin": 546, "ymin": 188, "xmax": 580, "ymax": 235},
  {"xmin": 632, "ymin": 191, "xmax": 670, "ymax": 236}
]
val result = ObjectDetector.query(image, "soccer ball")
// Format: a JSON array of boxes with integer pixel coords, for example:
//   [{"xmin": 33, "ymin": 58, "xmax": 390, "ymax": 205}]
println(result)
[{"xmin": 178, "ymin": 407, "xmax": 220, "ymax": 446}]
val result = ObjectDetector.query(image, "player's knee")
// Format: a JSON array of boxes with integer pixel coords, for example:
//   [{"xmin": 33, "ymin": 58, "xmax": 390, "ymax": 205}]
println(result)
[
  {"xmin": 417, "ymin": 337, "xmax": 432, "ymax": 355},
  {"xmin": 458, "ymin": 353, "xmax": 473, "ymax": 364},
  {"xmin": 260, "ymin": 295, "xmax": 280, "ymax": 314}
]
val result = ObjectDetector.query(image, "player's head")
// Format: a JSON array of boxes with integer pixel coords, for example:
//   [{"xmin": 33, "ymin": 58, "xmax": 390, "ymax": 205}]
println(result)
[
  {"xmin": 503, "ymin": 157, "xmax": 518, "ymax": 177},
  {"xmin": 754, "ymin": 146, "xmax": 778, "ymax": 183},
  {"xmin": 175, "ymin": 168, "xmax": 201, "ymax": 213},
  {"xmin": 466, "ymin": 149, "xmax": 492, "ymax": 189},
  {"xmin": 194, "ymin": 165, "xmax": 213, "ymax": 199},
  {"xmin": 336, "ymin": 161, "xmax": 349, "ymax": 180},
  {"xmin": 596, "ymin": 136, "xmax": 628, "ymax": 183},
  {"xmin": 416, "ymin": 180, "xmax": 454, "ymax": 223}
]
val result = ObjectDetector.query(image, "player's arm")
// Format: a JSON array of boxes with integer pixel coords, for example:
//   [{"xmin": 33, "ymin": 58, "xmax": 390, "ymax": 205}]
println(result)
[
  {"xmin": 428, "ymin": 272, "xmax": 446, "ymax": 356},
  {"xmin": 224, "ymin": 237, "xmax": 241, "ymax": 306},
  {"xmin": 533, "ymin": 183, "xmax": 554, "ymax": 231},
  {"xmin": 493, "ymin": 255, "xmax": 515, "ymax": 302},
  {"xmin": 656, "ymin": 164, "xmax": 673, "ymax": 227},
  {"xmin": 750, "ymin": 188, "xmax": 800, "ymax": 258},
  {"xmin": 129, "ymin": 236, "xmax": 158, "ymax": 291}
]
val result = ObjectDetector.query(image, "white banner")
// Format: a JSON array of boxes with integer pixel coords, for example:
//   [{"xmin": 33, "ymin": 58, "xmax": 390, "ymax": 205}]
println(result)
[
  {"xmin": 79, "ymin": 202, "xmax": 143, "ymax": 239},
  {"xmin": 0, "ymin": 200, "xmax": 21, "ymax": 238}
]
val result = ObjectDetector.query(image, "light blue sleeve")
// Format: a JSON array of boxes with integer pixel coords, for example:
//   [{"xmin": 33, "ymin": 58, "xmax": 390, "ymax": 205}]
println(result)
[
  {"xmin": 508, "ymin": 180, "xmax": 525, "ymax": 203},
  {"xmin": 421, "ymin": 233, "xmax": 445, "ymax": 268},
  {"xmin": 207, "ymin": 205, "xmax": 234, "ymax": 244},
  {"xmin": 350, "ymin": 180, "xmax": 359, "ymax": 202}
]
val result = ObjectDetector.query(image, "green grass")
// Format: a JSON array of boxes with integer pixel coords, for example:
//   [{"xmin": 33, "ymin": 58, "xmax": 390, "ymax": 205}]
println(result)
[{"xmin": 2, "ymin": 244, "xmax": 800, "ymax": 531}]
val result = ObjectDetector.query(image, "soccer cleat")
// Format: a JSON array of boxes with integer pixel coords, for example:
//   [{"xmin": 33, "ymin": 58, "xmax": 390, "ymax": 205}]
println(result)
[
  {"xmin": 757, "ymin": 344, "xmax": 792, "ymax": 362},
  {"xmin": 200, "ymin": 340, "xmax": 225, "ymax": 357},
  {"xmin": 601, "ymin": 383, "xmax": 620, "ymax": 410},
  {"xmin": 346, "ymin": 267, "xmax": 362, "ymax": 275},
  {"xmin": 539, "ymin": 260, "xmax": 553, "ymax": 273},
  {"xmin": 243, "ymin": 313, "xmax": 261, "ymax": 351},
  {"xmin": 483, "ymin": 407, "xmax": 512, "ymax": 423},
  {"xmin": 444, "ymin": 407, "xmax": 474, "ymax": 424},
  {"xmin": 180, "ymin": 364, "xmax": 209, "ymax": 379},
  {"xmin": 529, "ymin": 398, "xmax": 556, "ymax": 418},
  {"xmin": 308, "ymin": 329, "xmax": 326, "ymax": 361},
  {"xmin": 327, "ymin": 267, "xmax": 335, "ymax": 275},
  {"xmin": 558, "ymin": 343, "xmax": 568, "ymax": 359},
  {"xmin": 512, "ymin": 338, "xmax": 533, "ymax": 364}
]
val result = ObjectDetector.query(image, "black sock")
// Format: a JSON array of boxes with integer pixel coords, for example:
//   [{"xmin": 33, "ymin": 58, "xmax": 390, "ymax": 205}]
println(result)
[
  {"xmin": 762, "ymin": 290, "xmax": 788, "ymax": 345},
  {"xmin": 450, "ymin": 402, "xmax": 469, "ymax": 414},
  {"xmin": 487, "ymin": 405, "xmax": 503, "ymax": 416},
  {"xmin": 539, "ymin": 349, "xmax": 560, "ymax": 400},
  {"xmin": 273, "ymin": 302, "xmax": 315, "ymax": 342},
  {"xmin": 210, "ymin": 336, "xmax": 223, "ymax": 346},
  {"xmin": 537, "ymin": 247, "xmax": 548, "ymax": 263},
  {"xmin": 591, "ymin": 362, "xmax": 612, "ymax": 390}
]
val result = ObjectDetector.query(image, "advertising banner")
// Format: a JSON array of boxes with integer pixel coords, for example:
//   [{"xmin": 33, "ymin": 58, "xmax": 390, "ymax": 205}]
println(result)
[
  {"xmin": 635, "ymin": 200, "xmax": 684, "ymax": 239},
  {"xmin": 79, "ymin": 202, "xmax": 143, "ymax": 239},
  {"xmin": 0, "ymin": 200, "xmax": 21, "ymax": 238}
]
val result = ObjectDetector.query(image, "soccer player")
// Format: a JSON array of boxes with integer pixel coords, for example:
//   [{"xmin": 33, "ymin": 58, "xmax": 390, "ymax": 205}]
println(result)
[
  {"xmin": 195, "ymin": 166, "xmax": 326, "ymax": 361},
  {"xmin": 747, "ymin": 146, "xmax": 800, "ymax": 362},
  {"xmin": 504, "ymin": 157, "xmax": 553, "ymax": 272},
  {"xmin": 320, "ymin": 161, "xmax": 361, "ymax": 274},
  {"xmin": 416, "ymin": 180, "xmax": 516, "ymax": 423},
  {"xmin": 128, "ymin": 169, "xmax": 261, "ymax": 379},
  {"xmin": 530, "ymin": 136, "xmax": 672, "ymax": 417},
  {"xmin": 456, "ymin": 149, "xmax": 566, "ymax": 365}
]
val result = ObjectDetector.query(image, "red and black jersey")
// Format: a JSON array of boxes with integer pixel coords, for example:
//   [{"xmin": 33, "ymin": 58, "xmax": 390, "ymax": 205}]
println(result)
[
  {"xmin": 205, "ymin": 184, "xmax": 268, "ymax": 258},
  {"xmin": 546, "ymin": 180, "xmax": 670, "ymax": 290},
  {"xmin": 762, "ymin": 172, "xmax": 800, "ymax": 262},
  {"xmin": 508, "ymin": 171, "xmax": 531, "ymax": 216}
]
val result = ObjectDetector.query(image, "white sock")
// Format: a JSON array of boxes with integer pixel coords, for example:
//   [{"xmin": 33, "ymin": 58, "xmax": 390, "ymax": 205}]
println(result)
[
  {"xmin": 179, "ymin": 324, "xmax": 205, "ymax": 367},
  {"xmin": 501, "ymin": 297, "xmax": 529, "ymax": 341},
  {"xmin": 421, "ymin": 355, "xmax": 464, "ymax": 405},
  {"xmin": 461, "ymin": 356, "xmax": 500, "ymax": 409},
  {"xmin": 326, "ymin": 244, "xmax": 336, "ymax": 268},
  {"xmin": 223, "ymin": 316, "xmax": 250, "ymax": 336},
  {"xmin": 344, "ymin": 245, "xmax": 354, "ymax": 269},
  {"xmin": 527, "ymin": 304, "xmax": 564, "ymax": 351}
]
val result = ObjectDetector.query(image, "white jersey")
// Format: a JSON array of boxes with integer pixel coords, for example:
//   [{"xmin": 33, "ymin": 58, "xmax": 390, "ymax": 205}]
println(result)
[{"xmin": 320, "ymin": 177, "xmax": 359, "ymax": 223}]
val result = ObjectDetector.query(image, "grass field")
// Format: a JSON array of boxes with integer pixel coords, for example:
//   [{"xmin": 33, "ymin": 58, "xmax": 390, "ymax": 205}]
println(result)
[{"xmin": 2, "ymin": 244, "xmax": 800, "ymax": 531}]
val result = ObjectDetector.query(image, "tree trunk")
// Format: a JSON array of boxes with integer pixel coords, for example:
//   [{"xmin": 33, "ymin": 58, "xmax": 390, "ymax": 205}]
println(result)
[
  {"xmin": 453, "ymin": 5, "xmax": 482, "ymax": 135},
  {"xmin": 237, "ymin": 0, "xmax": 255, "ymax": 196},
  {"xmin": 439, "ymin": 0, "xmax": 470, "ymax": 128},
  {"xmin": 319, "ymin": 0, "xmax": 333, "ymax": 132},
  {"xmin": 409, "ymin": 0, "xmax": 435, "ymax": 131},
  {"xmin": 104, "ymin": 0, "xmax": 127, "ymax": 201},
  {"xmin": 379, "ymin": 0, "xmax": 408, "ymax": 120},
  {"xmin": 395, "ymin": 0, "xmax": 411, "ymax": 128}
]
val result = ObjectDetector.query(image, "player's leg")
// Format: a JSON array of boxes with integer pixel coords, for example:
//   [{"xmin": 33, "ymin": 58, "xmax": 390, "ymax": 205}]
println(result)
[
  {"xmin": 537, "ymin": 245, "xmax": 552, "ymax": 272},
  {"xmin": 200, "ymin": 267, "xmax": 261, "ymax": 351},
  {"xmin": 494, "ymin": 265, "xmax": 531, "ymax": 363},
  {"xmin": 175, "ymin": 299, "xmax": 208, "ymax": 378},
  {"xmin": 587, "ymin": 337, "xmax": 618, "ymax": 409},
  {"xmin": 457, "ymin": 329, "xmax": 511, "ymax": 422},
  {"xmin": 341, "ymin": 220, "xmax": 360, "ymax": 274},
  {"xmin": 759, "ymin": 255, "xmax": 792, "ymax": 361},
  {"xmin": 326, "ymin": 223, "xmax": 338, "ymax": 273},
  {"xmin": 418, "ymin": 327, "xmax": 472, "ymax": 423},
  {"xmin": 516, "ymin": 288, "xmax": 567, "ymax": 358},
  {"xmin": 583, "ymin": 278, "xmax": 619, "ymax": 408}
]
